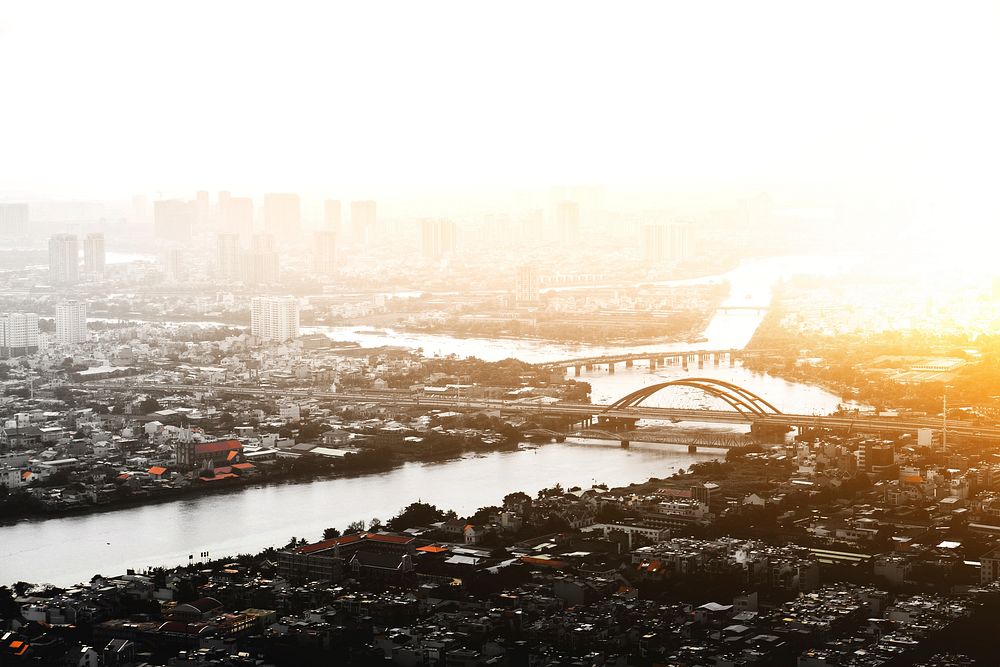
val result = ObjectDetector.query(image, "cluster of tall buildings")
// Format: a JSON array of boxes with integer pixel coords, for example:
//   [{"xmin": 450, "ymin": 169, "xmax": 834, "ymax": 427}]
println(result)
[
  {"xmin": 215, "ymin": 234, "xmax": 281, "ymax": 285},
  {"xmin": 153, "ymin": 192, "xmax": 376, "ymax": 247},
  {"xmin": 48, "ymin": 233, "xmax": 106, "ymax": 285},
  {"xmin": 641, "ymin": 222, "xmax": 692, "ymax": 264},
  {"xmin": 419, "ymin": 219, "xmax": 457, "ymax": 260},
  {"xmin": 0, "ymin": 301, "xmax": 88, "ymax": 358}
]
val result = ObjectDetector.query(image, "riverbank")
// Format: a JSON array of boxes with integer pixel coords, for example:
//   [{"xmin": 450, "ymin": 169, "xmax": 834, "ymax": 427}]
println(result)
[
  {"xmin": 0, "ymin": 440, "xmax": 720, "ymax": 587},
  {"xmin": 0, "ymin": 437, "xmax": 521, "ymax": 525}
]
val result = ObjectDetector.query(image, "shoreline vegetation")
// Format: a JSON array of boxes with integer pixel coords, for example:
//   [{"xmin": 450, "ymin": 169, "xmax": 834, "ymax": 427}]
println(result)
[{"xmin": 0, "ymin": 433, "xmax": 523, "ymax": 525}]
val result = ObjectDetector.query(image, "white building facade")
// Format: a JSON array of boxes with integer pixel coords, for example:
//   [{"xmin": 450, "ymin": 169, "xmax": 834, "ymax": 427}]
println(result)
[
  {"xmin": 55, "ymin": 300, "xmax": 88, "ymax": 345},
  {"xmin": 250, "ymin": 296, "xmax": 300, "ymax": 342}
]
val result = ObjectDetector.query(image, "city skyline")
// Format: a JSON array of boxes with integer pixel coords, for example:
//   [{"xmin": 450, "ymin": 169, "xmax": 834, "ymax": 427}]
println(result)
[{"xmin": 2, "ymin": 4, "xmax": 1000, "ymax": 665}]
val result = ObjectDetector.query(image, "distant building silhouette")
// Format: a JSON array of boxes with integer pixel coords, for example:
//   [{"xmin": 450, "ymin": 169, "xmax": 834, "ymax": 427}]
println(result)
[
  {"xmin": 48, "ymin": 234, "xmax": 79, "ymax": 285},
  {"xmin": 556, "ymin": 200, "xmax": 580, "ymax": 241},
  {"xmin": 195, "ymin": 190, "xmax": 211, "ymax": 228},
  {"xmin": 324, "ymin": 199, "xmax": 342, "ymax": 236},
  {"xmin": 420, "ymin": 218, "xmax": 457, "ymax": 260},
  {"xmin": 153, "ymin": 199, "xmax": 195, "ymax": 242},
  {"xmin": 216, "ymin": 233, "xmax": 241, "ymax": 282},
  {"xmin": 313, "ymin": 230, "xmax": 337, "ymax": 277},
  {"xmin": 264, "ymin": 193, "xmax": 301, "ymax": 238},
  {"xmin": 240, "ymin": 234, "xmax": 279, "ymax": 285},
  {"xmin": 350, "ymin": 200, "xmax": 376, "ymax": 245},
  {"xmin": 642, "ymin": 222, "xmax": 692, "ymax": 263},
  {"xmin": 83, "ymin": 233, "xmax": 106, "ymax": 280},
  {"xmin": 225, "ymin": 196, "xmax": 255, "ymax": 236},
  {"xmin": 0, "ymin": 203, "xmax": 29, "ymax": 235}
]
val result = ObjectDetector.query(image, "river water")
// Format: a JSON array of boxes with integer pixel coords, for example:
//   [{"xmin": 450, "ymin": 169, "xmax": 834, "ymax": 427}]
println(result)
[
  {"xmin": 1, "ymin": 253, "xmax": 855, "ymax": 586},
  {"xmin": 0, "ymin": 440, "xmax": 718, "ymax": 587}
]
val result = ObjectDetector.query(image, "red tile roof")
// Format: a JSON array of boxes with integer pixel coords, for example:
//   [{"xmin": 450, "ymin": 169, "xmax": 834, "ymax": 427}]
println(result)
[
  {"xmin": 194, "ymin": 439, "xmax": 242, "ymax": 455},
  {"xmin": 148, "ymin": 466, "xmax": 167, "ymax": 476},
  {"xmin": 293, "ymin": 532, "xmax": 414, "ymax": 554},
  {"xmin": 295, "ymin": 533, "xmax": 364, "ymax": 554}
]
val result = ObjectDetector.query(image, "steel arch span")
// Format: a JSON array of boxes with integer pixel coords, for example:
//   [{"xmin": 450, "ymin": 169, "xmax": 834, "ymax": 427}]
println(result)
[{"xmin": 606, "ymin": 377, "xmax": 782, "ymax": 419}]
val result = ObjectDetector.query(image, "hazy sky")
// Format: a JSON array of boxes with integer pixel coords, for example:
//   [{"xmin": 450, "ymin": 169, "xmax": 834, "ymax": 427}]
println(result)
[{"xmin": 2, "ymin": 1, "xmax": 998, "ymax": 202}]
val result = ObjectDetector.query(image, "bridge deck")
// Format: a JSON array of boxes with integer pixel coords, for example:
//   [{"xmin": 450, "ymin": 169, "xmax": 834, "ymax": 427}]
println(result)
[{"xmin": 65, "ymin": 381, "xmax": 1000, "ymax": 442}]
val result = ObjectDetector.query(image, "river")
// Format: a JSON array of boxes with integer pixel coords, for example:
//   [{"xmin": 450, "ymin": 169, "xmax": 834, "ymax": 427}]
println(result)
[
  {"xmin": 301, "ymin": 254, "xmax": 853, "ymax": 363},
  {"xmin": 1, "ymin": 253, "xmax": 856, "ymax": 586},
  {"xmin": 0, "ymin": 440, "xmax": 718, "ymax": 587}
]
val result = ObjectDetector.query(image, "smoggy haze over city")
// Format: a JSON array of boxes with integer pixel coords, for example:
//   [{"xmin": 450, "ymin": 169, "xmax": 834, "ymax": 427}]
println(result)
[{"xmin": 4, "ymin": 3, "xmax": 1000, "ymax": 666}]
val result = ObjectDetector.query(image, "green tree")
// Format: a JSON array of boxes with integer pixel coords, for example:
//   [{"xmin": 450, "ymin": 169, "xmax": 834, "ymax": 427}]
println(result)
[
  {"xmin": 387, "ymin": 502, "xmax": 447, "ymax": 531},
  {"xmin": 53, "ymin": 386, "xmax": 76, "ymax": 406}
]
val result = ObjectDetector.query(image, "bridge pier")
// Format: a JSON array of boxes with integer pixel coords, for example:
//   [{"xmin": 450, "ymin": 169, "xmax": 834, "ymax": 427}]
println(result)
[
  {"xmin": 574, "ymin": 365, "xmax": 581, "ymax": 377},
  {"xmin": 649, "ymin": 358, "xmax": 658, "ymax": 370},
  {"xmin": 625, "ymin": 359, "xmax": 633, "ymax": 368},
  {"xmin": 682, "ymin": 355, "xmax": 688, "ymax": 371},
  {"xmin": 688, "ymin": 444, "xmax": 698, "ymax": 453},
  {"xmin": 713, "ymin": 353, "xmax": 720, "ymax": 366},
  {"xmin": 698, "ymin": 353, "xmax": 704, "ymax": 369},
  {"xmin": 729, "ymin": 350, "xmax": 736, "ymax": 367},
  {"xmin": 608, "ymin": 362, "xmax": 615, "ymax": 374}
]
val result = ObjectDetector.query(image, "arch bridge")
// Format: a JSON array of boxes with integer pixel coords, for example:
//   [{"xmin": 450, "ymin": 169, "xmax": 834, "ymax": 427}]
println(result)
[{"xmin": 604, "ymin": 377, "xmax": 783, "ymax": 420}]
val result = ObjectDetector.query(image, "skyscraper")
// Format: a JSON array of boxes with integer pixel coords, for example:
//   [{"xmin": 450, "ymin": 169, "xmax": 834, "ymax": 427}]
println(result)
[
  {"xmin": 350, "ymin": 200, "xmax": 376, "ymax": 245},
  {"xmin": 240, "ymin": 234, "xmax": 280, "ymax": 285},
  {"xmin": 324, "ymin": 199, "xmax": 342, "ymax": 236},
  {"xmin": 55, "ymin": 300, "xmax": 88, "ymax": 345},
  {"xmin": 83, "ymin": 233, "xmax": 106, "ymax": 280},
  {"xmin": 642, "ymin": 222, "xmax": 692, "ymax": 264},
  {"xmin": 263, "ymin": 193, "xmax": 301, "ymax": 238},
  {"xmin": 420, "ymin": 219, "xmax": 457, "ymax": 260},
  {"xmin": 556, "ymin": 200, "xmax": 580, "ymax": 241},
  {"xmin": 515, "ymin": 264, "xmax": 540, "ymax": 305},
  {"xmin": 250, "ymin": 296, "xmax": 300, "ymax": 342},
  {"xmin": 225, "ymin": 197, "xmax": 255, "ymax": 236},
  {"xmin": 218, "ymin": 190, "xmax": 231, "ymax": 225},
  {"xmin": 195, "ymin": 190, "xmax": 211, "ymax": 228},
  {"xmin": 48, "ymin": 234, "xmax": 79, "ymax": 285},
  {"xmin": 130, "ymin": 195, "xmax": 149, "ymax": 226},
  {"xmin": 0, "ymin": 312, "xmax": 39, "ymax": 358},
  {"xmin": 216, "ymin": 233, "xmax": 241, "ymax": 282},
  {"xmin": 0, "ymin": 204, "xmax": 29, "ymax": 235},
  {"xmin": 153, "ymin": 199, "xmax": 195, "ymax": 241},
  {"xmin": 163, "ymin": 247, "xmax": 186, "ymax": 283},
  {"xmin": 312, "ymin": 231, "xmax": 337, "ymax": 277}
]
